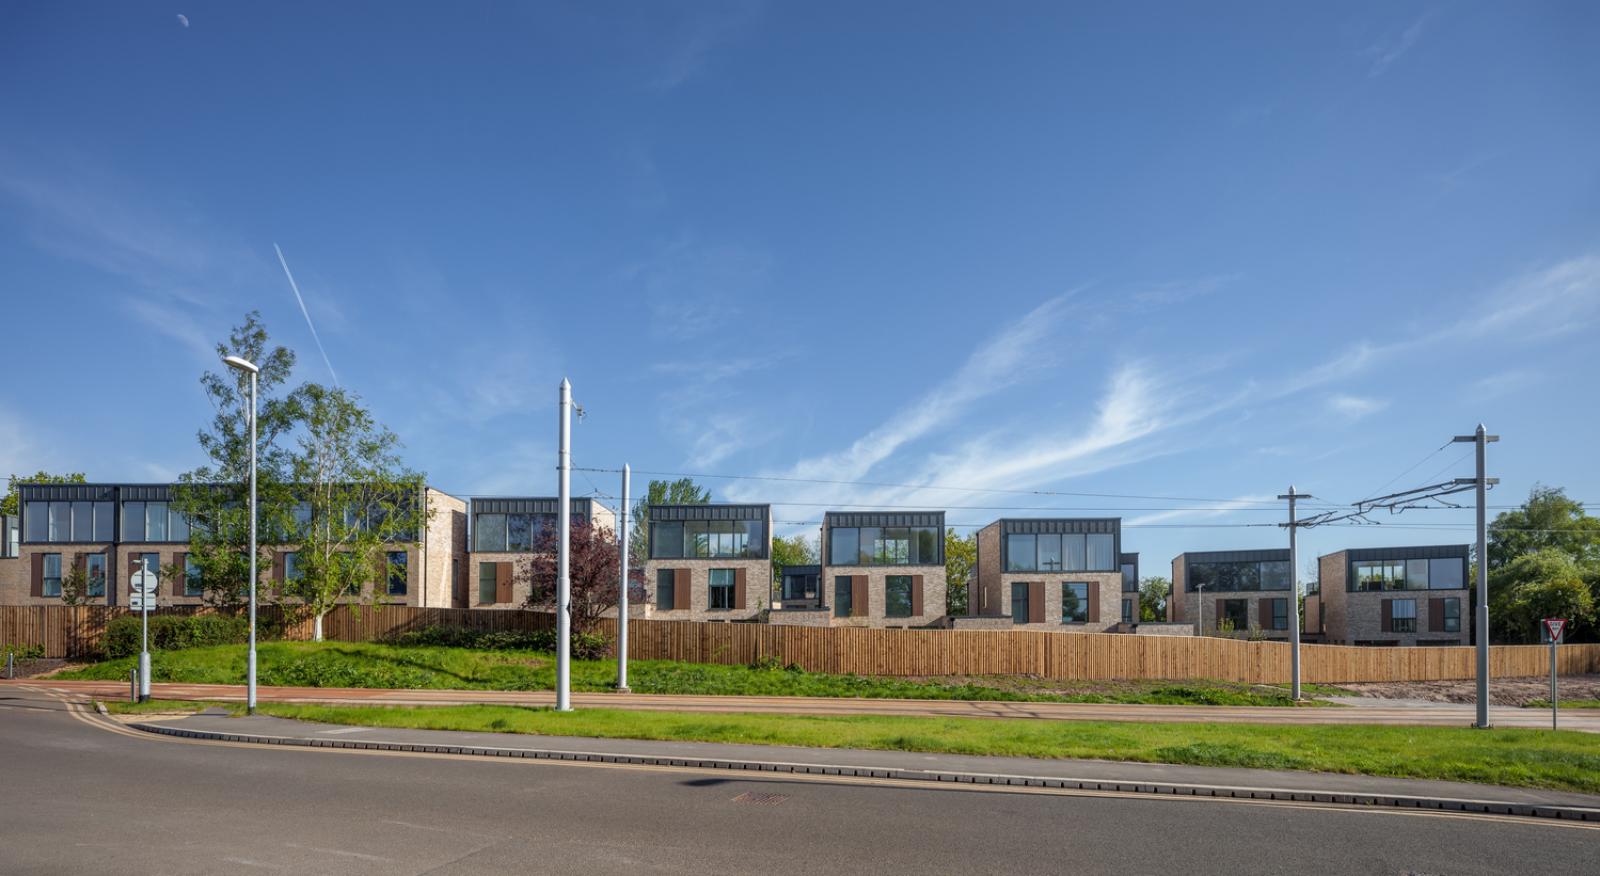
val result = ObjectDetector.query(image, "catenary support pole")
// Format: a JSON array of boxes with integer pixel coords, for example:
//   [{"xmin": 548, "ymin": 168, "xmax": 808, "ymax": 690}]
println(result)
[
  {"xmin": 617, "ymin": 464, "xmax": 631, "ymax": 692},
  {"xmin": 1280, "ymin": 486, "xmax": 1310, "ymax": 701},
  {"xmin": 1454, "ymin": 424, "xmax": 1498, "ymax": 730},
  {"xmin": 556, "ymin": 379, "xmax": 573, "ymax": 712}
]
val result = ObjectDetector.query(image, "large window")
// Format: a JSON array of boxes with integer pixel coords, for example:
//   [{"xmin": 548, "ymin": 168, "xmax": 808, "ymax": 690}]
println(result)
[
  {"xmin": 85, "ymin": 554, "xmax": 106, "ymax": 598},
  {"xmin": 655, "ymin": 569, "xmax": 675, "ymax": 609},
  {"xmin": 1189, "ymin": 560, "xmax": 1291, "ymax": 592},
  {"xmin": 708, "ymin": 568, "xmax": 735, "ymax": 610},
  {"xmin": 1429, "ymin": 558, "xmax": 1465, "ymax": 589},
  {"xmin": 1121, "ymin": 562, "xmax": 1138, "ymax": 593},
  {"xmin": 834, "ymin": 576, "xmax": 853, "ymax": 617},
  {"xmin": 1269, "ymin": 598, "xmax": 1289, "ymax": 631},
  {"xmin": 184, "ymin": 555, "xmax": 203, "ymax": 597},
  {"xmin": 26, "ymin": 500, "xmax": 115, "ymax": 544},
  {"xmin": 1352, "ymin": 557, "xmax": 1465, "ymax": 592},
  {"xmin": 478, "ymin": 562, "xmax": 498, "ymax": 605},
  {"xmin": 782, "ymin": 571, "xmax": 818, "ymax": 601},
  {"xmin": 42, "ymin": 553, "xmax": 62, "ymax": 597},
  {"xmin": 4, "ymin": 515, "xmax": 17, "ymax": 556},
  {"xmin": 1391, "ymin": 598, "xmax": 1417, "ymax": 633},
  {"xmin": 1122, "ymin": 598, "xmax": 1134, "ymax": 624},
  {"xmin": 1011, "ymin": 582, "xmax": 1029, "ymax": 623},
  {"xmin": 387, "ymin": 551, "xmax": 408, "ymax": 596},
  {"xmin": 651, "ymin": 519, "xmax": 765, "ymax": 560},
  {"xmin": 474, "ymin": 514, "xmax": 507, "ymax": 551},
  {"xmin": 828, "ymin": 526, "xmax": 939, "ymax": 566},
  {"xmin": 1220, "ymin": 599, "xmax": 1248, "ymax": 631},
  {"xmin": 1062, "ymin": 582, "xmax": 1089, "ymax": 623},
  {"xmin": 120, "ymin": 501, "xmax": 187, "ymax": 543},
  {"xmin": 1442, "ymin": 597, "xmax": 1461, "ymax": 633},
  {"xmin": 885, "ymin": 576, "xmax": 913, "ymax": 618},
  {"xmin": 1004, "ymin": 532, "xmax": 1114, "ymax": 572}
]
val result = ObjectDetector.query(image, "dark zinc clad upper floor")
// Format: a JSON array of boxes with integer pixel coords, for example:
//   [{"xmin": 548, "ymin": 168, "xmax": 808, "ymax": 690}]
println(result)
[
  {"xmin": 1178, "ymin": 549, "xmax": 1292, "ymax": 593},
  {"xmin": 825, "ymin": 511, "xmax": 944, "ymax": 567},
  {"xmin": 649, "ymin": 504, "xmax": 770, "ymax": 561},
  {"xmin": 999, "ymin": 518, "xmax": 1120, "ymax": 573},
  {"xmin": 1338, "ymin": 544, "xmax": 1470, "ymax": 593},
  {"xmin": 471, "ymin": 497, "xmax": 599, "ymax": 552}
]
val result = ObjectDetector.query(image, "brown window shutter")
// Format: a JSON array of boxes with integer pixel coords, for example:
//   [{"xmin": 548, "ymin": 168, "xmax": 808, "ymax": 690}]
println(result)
[
  {"xmin": 273, "ymin": 551, "xmax": 286, "ymax": 582},
  {"xmin": 31, "ymin": 553, "xmax": 44, "ymax": 598},
  {"xmin": 734, "ymin": 567, "xmax": 747, "ymax": 610},
  {"xmin": 173, "ymin": 552, "xmax": 187, "ymax": 595},
  {"xmin": 851, "ymin": 575, "xmax": 867, "ymax": 617},
  {"xmin": 1027, "ymin": 581, "xmax": 1044, "ymax": 623},
  {"xmin": 673, "ymin": 569, "xmax": 690, "ymax": 610},
  {"xmin": 1215, "ymin": 598, "xmax": 1225, "ymax": 629},
  {"xmin": 1381, "ymin": 598, "xmax": 1393, "ymax": 633},
  {"xmin": 1429, "ymin": 597, "xmax": 1444, "ymax": 633},
  {"xmin": 496, "ymin": 562, "xmax": 514, "ymax": 603},
  {"xmin": 1087, "ymin": 583, "xmax": 1100, "ymax": 623},
  {"xmin": 910, "ymin": 574, "xmax": 924, "ymax": 616}
]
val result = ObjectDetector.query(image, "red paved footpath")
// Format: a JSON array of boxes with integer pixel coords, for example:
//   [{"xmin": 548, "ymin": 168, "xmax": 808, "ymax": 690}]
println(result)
[{"xmin": 14, "ymin": 679, "xmax": 1600, "ymax": 731}]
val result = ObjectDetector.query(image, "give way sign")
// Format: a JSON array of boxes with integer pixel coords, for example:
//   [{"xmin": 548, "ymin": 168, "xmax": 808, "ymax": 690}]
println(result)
[{"xmin": 1543, "ymin": 618, "xmax": 1568, "ymax": 643}]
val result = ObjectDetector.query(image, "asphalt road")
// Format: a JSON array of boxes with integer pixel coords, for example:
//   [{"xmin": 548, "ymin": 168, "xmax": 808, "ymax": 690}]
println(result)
[{"xmin": 1, "ymin": 688, "xmax": 1595, "ymax": 875}]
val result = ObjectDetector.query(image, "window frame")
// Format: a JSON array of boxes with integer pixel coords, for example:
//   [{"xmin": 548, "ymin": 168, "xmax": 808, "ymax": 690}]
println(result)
[
  {"xmin": 386, "ymin": 551, "xmax": 408, "ymax": 596},
  {"xmin": 42, "ymin": 553, "xmax": 62, "ymax": 597},
  {"xmin": 884, "ymin": 575, "xmax": 913, "ymax": 618},
  {"xmin": 833, "ymin": 575, "xmax": 853, "ymax": 618},
  {"xmin": 1010, "ymin": 581, "xmax": 1029, "ymax": 624},
  {"xmin": 1443, "ymin": 597, "xmax": 1461, "ymax": 633},
  {"xmin": 707, "ymin": 568, "xmax": 735, "ymax": 611},
  {"xmin": 1062, "ymin": 582, "xmax": 1090, "ymax": 623},
  {"xmin": 85, "ymin": 553, "xmax": 107, "ymax": 598},
  {"xmin": 184, "ymin": 555, "xmax": 203, "ymax": 597},
  {"xmin": 656, "ymin": 568, "xmax": 675, "ymax": 609},
  {"xmin": 1270, "ymin": 597, "xmax": 1289, "ymax": 631},
  {"xmin": 1391, "ymin": 598, "xmax": 1418, "ymax": 633}
]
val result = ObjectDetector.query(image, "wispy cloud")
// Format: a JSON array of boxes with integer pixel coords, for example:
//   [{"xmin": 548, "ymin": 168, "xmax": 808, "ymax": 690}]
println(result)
[
  {"xmin": 651, "ymin": 2, "xmax": 762, "ymax": 90},
  {"xmin": 123, "ymin": 296, "xmax": 217, "ymax": 361},
  {"xmin": 1125, "ymin": 494, "xmax": 1278, "ymax": 527},
  {"xmin": 1327, "ymin": 394, "xmax": 1389, "ymax": 420},
  {"xmin": 624, "ymin": 235, "xmax": 772, "ymax": 339},
  {"xmin": 1366, "ymin": 11, "xmax": 1434, "ymax": 78}
]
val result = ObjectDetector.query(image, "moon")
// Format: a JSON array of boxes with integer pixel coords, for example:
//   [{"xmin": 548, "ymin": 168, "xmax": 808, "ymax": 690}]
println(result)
[{"xmin": 177, "ymin": 14, "xmax": 189, "ymax": 28}]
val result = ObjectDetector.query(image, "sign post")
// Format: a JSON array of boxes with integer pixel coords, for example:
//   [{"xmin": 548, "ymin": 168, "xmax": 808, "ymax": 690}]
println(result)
[
  {"xmin": 1543, "ymin": 618, "xmax": 1567, "ymax": 730},
  {"xmin": 129, "ymin": 560, "xmax": 157, "ymax": 702}
]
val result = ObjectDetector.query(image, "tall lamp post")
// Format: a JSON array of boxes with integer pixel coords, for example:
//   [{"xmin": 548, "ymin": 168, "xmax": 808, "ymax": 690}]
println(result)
[{"xmin": 223, "ymin": 355, "xmax": 259, "ymax": 716}]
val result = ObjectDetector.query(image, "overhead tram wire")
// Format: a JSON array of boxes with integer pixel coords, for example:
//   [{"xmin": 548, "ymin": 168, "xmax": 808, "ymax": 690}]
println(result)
[{"xmin": 1358, "ymin": 439, "xmax": 1454, "ymax": 507}]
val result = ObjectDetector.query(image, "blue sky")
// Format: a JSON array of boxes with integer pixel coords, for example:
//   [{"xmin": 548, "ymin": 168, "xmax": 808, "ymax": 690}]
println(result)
[{"xmin": 2, "ymin": 2, "xmax": 1597, "ymax": 572}]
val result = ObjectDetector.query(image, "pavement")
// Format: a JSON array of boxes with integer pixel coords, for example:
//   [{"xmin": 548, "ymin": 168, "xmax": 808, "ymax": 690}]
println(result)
[
  {"xmin": 2, "ymin": 685, "xmax": 1598, "ymax": 875},
  {"xmin": 24, "ymin": 678, "xmax": 1600, "ymax": 731}
]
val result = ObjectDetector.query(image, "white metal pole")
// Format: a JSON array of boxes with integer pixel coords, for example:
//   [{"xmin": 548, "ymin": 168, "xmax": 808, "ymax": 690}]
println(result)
[
  {"xmin": 247, "ymin": 370, "xmax": 258, "ymax": 716},
  {"xmin": 1473, "ymin": 424, "xmax": 1489, "ymax": 729},
  {"xmin": 1551, "ymin": 636, "xmax": 1558, "ymax": 731},
  {"xmin": 1281, "ymin": 486, "xmax": 1307, "ymax": 701},
  {"xmin": 556, "ymin": 379, "xmax": 572, "ymax": 712},
  {"xmin": 139, "ymin": 569, "xmax": 150, "ymax": 702},
  {"xmin": 617, "ymin": 464, "xmax": 630, "ymax": 692}
]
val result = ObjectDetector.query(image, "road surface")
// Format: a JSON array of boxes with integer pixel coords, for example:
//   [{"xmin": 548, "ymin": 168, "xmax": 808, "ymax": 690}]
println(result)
[{"xmin": 0, "ymin": 686, "xmax": 1594, "ymax": 874}]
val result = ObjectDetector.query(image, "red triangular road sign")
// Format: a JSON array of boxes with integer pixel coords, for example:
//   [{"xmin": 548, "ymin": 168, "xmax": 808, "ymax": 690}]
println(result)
[{"xmin": 1544, "ymin": 618, "xmax": 1567, "ymax": 642}]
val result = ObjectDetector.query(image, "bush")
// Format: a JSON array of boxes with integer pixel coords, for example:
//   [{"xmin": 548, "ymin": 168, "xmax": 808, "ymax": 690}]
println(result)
[
  {"xmin": 2, "ymin": 643, "xmax": 46, "ymax": 661},
  {"xmin": 385, "ymin": 625, "xmax": 612, "ymax": 659},
  {"xmin": 104, "ymin": 614, "xmax": 274, "ymax": 659}
]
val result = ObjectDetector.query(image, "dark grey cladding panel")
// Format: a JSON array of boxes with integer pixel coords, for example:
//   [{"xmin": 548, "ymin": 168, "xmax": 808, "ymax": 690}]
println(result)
[
  {"xmin": 472, "ymin": 497, "xmax": 596, "ymax": 516},
  {"xmin": 1345, "ymin": 544, "xmax": 1471, "ymax": 562},
  {"xmin": 653, "ymin": 504, "xmax": 770, "ymax": 522},
  {"xmin": 998, "ymin": 518, "xmax": 1120, "ymax": 535},
  {"xmin": 18, "ymin": 484, "xmax": 125, "ymax": 502},
  {"xmin": 1178, "ymin": 549, "xmax": 1291, "ymax": 564},
  {"xmin": 825, "ymin": 511, "xmax": 944, "ymax": 528},
  {"xmin": 1120, "ymin": 552, "xmax": 1139, "ymax": 564},
  {"xmin": 781, "ymin": 565, "xmax": 821, "ymax": 576}
]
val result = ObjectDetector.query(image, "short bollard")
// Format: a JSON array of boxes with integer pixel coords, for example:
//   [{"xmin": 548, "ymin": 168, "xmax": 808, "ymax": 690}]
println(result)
[
  {"xmin": 130, "ymin": 666, "xmax": 138, "ymax": 703},
  {"xmin": 5, "ymin": 651, "xmax": 14, "ymax": 679}
]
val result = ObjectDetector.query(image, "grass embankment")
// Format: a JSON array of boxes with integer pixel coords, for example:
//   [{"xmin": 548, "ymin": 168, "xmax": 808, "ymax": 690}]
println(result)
[
  {"xmin": 58, "ymin": 641, "xmax": 1327, "ymax": 707},
  {"xmin": 1526, "ymin": 699, "xmax": 1600, "ymax": 710},
  {"xmin": 112, "ymin": 698, "xmax": 1600, "ymax": 794}
]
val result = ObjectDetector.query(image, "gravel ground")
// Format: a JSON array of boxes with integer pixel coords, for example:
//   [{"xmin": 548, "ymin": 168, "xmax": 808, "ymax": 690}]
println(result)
[{"xmin": 1341, "ymin": 675, "xmax": 1600, "ymax": 706}]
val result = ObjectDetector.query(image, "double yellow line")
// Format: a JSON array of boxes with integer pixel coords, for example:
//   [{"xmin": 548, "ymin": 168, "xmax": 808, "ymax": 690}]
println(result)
[{"xmin": 30, "ymin": 686, "xmax": 1599, "ymax": 833}]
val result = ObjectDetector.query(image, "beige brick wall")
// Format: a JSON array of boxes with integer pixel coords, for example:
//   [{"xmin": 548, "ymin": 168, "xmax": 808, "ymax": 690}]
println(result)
[
  {"xmin": 819, "ymin": 565, "xmax": 948, "ymax": 628},
  {"xmin": 991, "ymin": 572, "xmax": 1122, "ymax": 632},
  {"xmin": 1169, "ymin": 589, "xmax": 1295, "ymax": 638},
  {"xmin": 974, "ymin": 522, "xmax": 1002, "ymax": 617},
  {"xmin": 423, "ymin": 489, "xmax": 467, "ymax": 609},
  {"xmin": 767, "ymin": 608, "xmax": 834, "ymax": 627},
  {"xmin": 0, "ymin": 556, "xmax": 22, "ymax": 602},
  {"xmin": 466, "ymin": 551, "xmax": 533, "ymax": 608},
  {"xmin": 643, "ymin": 557, "xmax": 769, "ymax": 622},
  {"xmin": 1319, "ymin": 553, "xmax": 1350, "ymax": 643},
  {"xmin": 1132, "ymin": 622, "xmax": 1195, "ymax": 636},
  {"xmin": 1338, "ymin": 590, "xmax": 1469, "ymax": 646},
  {"xmin": 1168, "ymin": 554, "xmax": 1187, "ymax": 622}
]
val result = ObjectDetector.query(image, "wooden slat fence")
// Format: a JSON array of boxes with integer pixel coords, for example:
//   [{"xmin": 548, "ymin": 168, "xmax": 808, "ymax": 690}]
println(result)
[{"xmin": 5, "ymin": 605, "xmax": 1598, "ymax": 684}]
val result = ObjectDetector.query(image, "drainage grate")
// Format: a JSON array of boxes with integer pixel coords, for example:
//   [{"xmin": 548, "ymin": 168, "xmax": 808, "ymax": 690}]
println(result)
[{"xmin": 733, "ymin": 792, "xmax": 789, "ymax": 805}]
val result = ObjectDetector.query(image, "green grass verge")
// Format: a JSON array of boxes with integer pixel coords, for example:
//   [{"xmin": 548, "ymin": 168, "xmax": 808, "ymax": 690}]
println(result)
[
  {"xmin": 56, "ymin": 641, "xmax": 1328, "ymax": 707},
  {"xmin": 101, "ymin": 699, "xmax": 226, "ymax": 716},
  {"xmin": 1526, "ymin": 699, "xmax": 1600, "ymax": 710},
  {"xmin": 236, "ymin": 701, "xmax": 1600, "ymax": 794}
]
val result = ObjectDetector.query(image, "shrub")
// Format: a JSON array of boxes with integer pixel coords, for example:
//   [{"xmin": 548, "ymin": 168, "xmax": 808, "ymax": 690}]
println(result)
[
  {"xmin": 384, "ymin": 625, "xmax": 612, "ymax": 659},
  {"xmin": 104, "ymin": 614, "xmax": 275, "ymax": 659},
  {"xmin": 2, "ymin": 643, "xmax": 46, "ymax": 661}
]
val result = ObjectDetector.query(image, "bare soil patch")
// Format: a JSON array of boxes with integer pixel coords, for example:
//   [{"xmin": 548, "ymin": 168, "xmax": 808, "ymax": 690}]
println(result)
[{"xmin": 1341, "ymin": 674, "xmax": 1600, "ymax": 706}]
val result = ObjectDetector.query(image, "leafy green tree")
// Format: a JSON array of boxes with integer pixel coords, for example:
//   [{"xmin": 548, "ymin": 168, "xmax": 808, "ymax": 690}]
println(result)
[
  {"xmin": 944, "ymin": 528, "xmax": 976, "ymax": 616},
  {"xmin": 627, "ymin": 478, "xmax": 711, "ymax": 566},
  {"xmin": 1139, "ymin": 576, "xmax": 1170, "ymax": 622},
  {"xmin": 2, "ymin": 471, "xmax": 87, "ymax": 517},
  {"xmin": 1489, "ymin": 549, "xmax": 1597, "ymax": 643},
  {"xmin": 770, "ymin": 533, "xmax": 818, "ymax": 599},
  {"xmin": 1488, "ymin": 486, "xmax": 1600, "ymax": 570},
  {"xmin": 171, "ymin": 313, "xmax": 300, "ymax": 609},
  {"xmin": 276, "ymin": 384, "xmax": 428, "ymax": 641},
  {"xmin": 58, "ymin": 563, "xmax": 89, "ymax": 607}
]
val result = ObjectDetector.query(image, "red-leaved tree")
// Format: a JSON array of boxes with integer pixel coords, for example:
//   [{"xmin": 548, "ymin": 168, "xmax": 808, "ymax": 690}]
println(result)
[{"xmin": 522, "ymin": 520, "xmax": 622, "ymax": 635}]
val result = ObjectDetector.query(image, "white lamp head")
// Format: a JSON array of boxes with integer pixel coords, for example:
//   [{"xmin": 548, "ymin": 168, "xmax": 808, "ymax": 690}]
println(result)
[{"xmin": 222, "ymin": 355, "xmax": 260, "ymax": 374}]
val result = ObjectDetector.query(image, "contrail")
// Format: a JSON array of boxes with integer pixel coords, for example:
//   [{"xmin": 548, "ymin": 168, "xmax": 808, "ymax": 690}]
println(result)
[{"xmin": 273, "ymin": 242, "xmax": 340, "ymax": 387}]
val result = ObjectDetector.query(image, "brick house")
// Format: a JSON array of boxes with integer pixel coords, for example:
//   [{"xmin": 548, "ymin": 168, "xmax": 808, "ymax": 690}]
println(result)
[
  {"xmin": 971, "ymin": 518, "xmax": 1123, "ymax": 631},
  {"xmin": 809, "ymin": 511, "xmax": 946, "ymax": 628},
  {"xmin": 643, "ymin": 504, "xmax": 771, "ymax": 622},
  {"xmin": 0, "ymin": 482, "xmax": 466, "ymax": 609},
  {"xmin": 466, "ymin": 497, "xmax": 616, "ymax": 609},
  {"xmin": 1168, "ymin": 549, "xmax": 1295, "ymax": 639},
  {"xmin": 1312, "ymin": 545, "xmax": 1471, "ymax": 646}
]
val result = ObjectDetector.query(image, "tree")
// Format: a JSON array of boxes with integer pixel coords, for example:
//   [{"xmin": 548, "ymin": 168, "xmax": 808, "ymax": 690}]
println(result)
[
  {"xmin": 1139, "ymin": 576, "xmax": 1170, "ymax": 622},
  {"xmin": 172, "ymin": 312, "xmax": 300, "ymax": 609},
  {"xmin": 1488, "ymin": 486, "xmax": 1600, "ymax": 571},
  {"xmin": 58, "ymin": 563, "xmax": 89, "ymax": 607},
  {"xmin": 523, "ymin": 519, "xmax": 620, "ymax": 635},
  {"xmin": 1489, "ymin": 549, "xmax": 1597, "ymax": 643},
  {"xmin": 627, "ymin": 478, "xmax": 711, "ymax": 566},
  {"xmin": 276, "ymin": 384, "xmax": 428, "ymax": 641},
  {"xmin": 2, "ymin": 471, "xmax": 87, "ymax": 517},
  {"xmin": 770, "ymin": 533, "xmax": 818, "ymax": 599},
  {"xmin": 944, "ymin": 528, "xmax": 976, "ymax": 616}
]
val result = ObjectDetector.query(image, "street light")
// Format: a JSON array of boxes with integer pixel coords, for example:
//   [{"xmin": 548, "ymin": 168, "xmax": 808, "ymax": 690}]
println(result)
[{"xmin": 223, "ymin": 355, "xmax": 259, "ymax": 715}]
